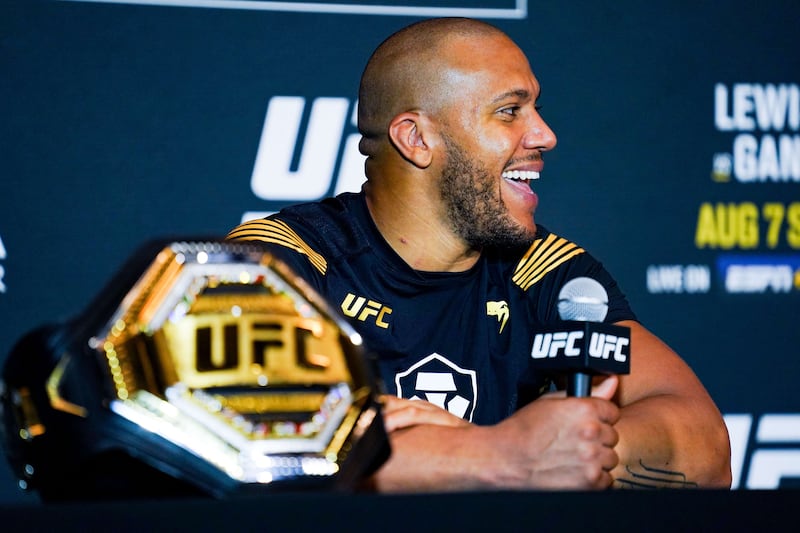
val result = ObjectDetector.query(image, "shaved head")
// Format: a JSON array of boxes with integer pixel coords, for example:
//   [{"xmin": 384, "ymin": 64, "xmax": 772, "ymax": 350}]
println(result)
[
  {"xmin": 357, "ymin": 18, "xmax": 509, "ymax": 158},
  {"xmin": 354, "ymin": 17, "xmax": 555, "ymax": 265}
]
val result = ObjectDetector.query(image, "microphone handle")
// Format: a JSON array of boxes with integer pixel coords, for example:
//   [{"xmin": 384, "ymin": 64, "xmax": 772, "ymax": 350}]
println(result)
[{"xmin": 568, "ymin": 372, "xmax": 592, "ymax": 398}]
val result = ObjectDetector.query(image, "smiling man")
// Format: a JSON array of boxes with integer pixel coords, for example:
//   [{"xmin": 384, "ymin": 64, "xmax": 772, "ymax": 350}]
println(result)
[{"xmin": 227, "ymin": 17, "xmax": 731, "ymax": 491}]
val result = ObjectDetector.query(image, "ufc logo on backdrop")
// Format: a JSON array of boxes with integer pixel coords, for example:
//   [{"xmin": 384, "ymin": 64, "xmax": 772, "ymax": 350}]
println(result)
[
  {"xmin": 725, "ymin": 413, "xmax": 800, "ymax": 489},
  {"xmin": 250, "ymin": 96, "xmax": 366, "ymax": 203}
]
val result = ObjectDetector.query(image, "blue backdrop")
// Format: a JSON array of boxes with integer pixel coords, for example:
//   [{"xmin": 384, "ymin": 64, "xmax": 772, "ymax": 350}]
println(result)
[{"xmin": 1, "ymin": 0, "xmax": 799, "ymax": 503}]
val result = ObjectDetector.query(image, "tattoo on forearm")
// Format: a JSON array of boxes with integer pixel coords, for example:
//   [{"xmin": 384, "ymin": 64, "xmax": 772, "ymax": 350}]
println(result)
[{"xmin": 614, "ymin": 460, "xmax": 698, "ymax": 489}]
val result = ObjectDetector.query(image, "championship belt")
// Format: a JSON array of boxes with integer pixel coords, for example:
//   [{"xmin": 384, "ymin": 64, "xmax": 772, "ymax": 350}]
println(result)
[{"xmin": 0, "ymin": 240, "xmax": 389, "ymax": 500}]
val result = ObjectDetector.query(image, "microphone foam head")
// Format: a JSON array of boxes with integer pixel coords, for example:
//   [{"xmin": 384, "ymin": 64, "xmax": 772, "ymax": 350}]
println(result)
[{"xmin": 557, "ymin": 277, "xmax": 609, "ymax": 322}]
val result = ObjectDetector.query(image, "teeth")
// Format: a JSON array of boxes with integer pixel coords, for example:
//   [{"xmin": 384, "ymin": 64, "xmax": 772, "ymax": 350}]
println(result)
[{"xmin": 502, "ymin": 170, "xmax": 540, "ymax": 181}]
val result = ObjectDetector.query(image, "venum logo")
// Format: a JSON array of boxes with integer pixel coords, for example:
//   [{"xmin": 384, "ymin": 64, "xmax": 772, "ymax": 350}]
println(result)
[
  {"xmin": 245, "ymin": 96, "xmax": 365, "ymax": 221},
  {"xmin": 486, "ymin": 300, "xmax": 509, "ymax": 333}
]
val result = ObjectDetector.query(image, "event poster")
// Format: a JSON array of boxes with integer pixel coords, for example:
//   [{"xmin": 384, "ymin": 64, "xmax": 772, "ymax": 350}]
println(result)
[{"xmin": 1, "ymin": 0, "xmax": 798, "ymax": 502}]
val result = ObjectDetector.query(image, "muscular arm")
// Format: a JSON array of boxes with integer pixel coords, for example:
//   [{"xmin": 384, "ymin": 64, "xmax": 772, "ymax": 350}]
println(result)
[
  {"xmin": 369, "ymin": 379, "xmax": 622, "ymax": 492},
  {"xmin": 367, "ymin": 322, "xmax": 731, "ymax": 492},
  {"xmin": 609, "ymin": 320, "xmax": 731, "ymax": 488}
]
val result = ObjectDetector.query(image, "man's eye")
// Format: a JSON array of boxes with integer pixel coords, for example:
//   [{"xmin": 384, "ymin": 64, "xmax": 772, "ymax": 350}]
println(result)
[{"xmin": 500, "ymin": 106, "xmax": 520, "ymax": 117}]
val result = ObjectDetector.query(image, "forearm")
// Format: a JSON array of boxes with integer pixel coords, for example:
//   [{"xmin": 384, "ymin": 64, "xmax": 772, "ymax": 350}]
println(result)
[
  {"xmin": 611, "ymin": 395, "xmax": 732, "ymax": 489},
  {"xmin": 608, "ymin": 321, "xmax": 732, "ymax": 489},
  {"xmin": 368, "ymin": 424, "xmax": 509, "ymax": 492},
  {"xmin": 368, "ymin": 391, "xmax": 622, "ymax": 493}
]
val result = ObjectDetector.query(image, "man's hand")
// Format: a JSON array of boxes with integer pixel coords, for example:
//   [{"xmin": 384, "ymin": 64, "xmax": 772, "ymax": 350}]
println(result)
[
  {"xmin": 380, "ymin": 394, "xmax": 472, "ymax": 432},
  {"xmin": 372, "ymin": 377, "xmax": 621, "ymax": 491},
  {"xmin": 482, "ymin": 375, "xmax": 621, "ymax": 489}
]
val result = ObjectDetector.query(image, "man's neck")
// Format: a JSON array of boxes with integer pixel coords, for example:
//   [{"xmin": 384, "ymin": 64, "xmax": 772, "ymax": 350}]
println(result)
[{"xmin": 364, "ymin": 185, "xmax": 480, "ymax": 273}]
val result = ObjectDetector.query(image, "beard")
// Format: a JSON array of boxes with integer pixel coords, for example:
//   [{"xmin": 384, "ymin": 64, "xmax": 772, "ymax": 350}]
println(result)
[{"xmin": 439, "ymin": 134, "xmax": 536, "ymax": 249}]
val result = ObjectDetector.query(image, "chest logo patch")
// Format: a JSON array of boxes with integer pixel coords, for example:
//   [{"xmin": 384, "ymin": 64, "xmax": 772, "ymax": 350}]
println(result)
[
  {"xmin": 394, "ymin": 353, "xmax": 477, "ymax": 422},
  {"xmin": 487, "ymin": 300, "xmax": 509, "ymax": 334}
]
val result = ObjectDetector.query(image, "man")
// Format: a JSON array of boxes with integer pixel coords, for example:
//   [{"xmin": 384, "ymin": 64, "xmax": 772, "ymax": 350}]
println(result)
[{"xmin": 228, "ymin": 17, "xmax": 731, "ymax": 491}]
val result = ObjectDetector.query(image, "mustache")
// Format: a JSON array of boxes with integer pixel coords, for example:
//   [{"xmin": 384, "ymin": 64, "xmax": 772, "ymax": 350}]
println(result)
[{"xmin": 504, "ymin": 153, "xmax": 542, "ymax": 169}]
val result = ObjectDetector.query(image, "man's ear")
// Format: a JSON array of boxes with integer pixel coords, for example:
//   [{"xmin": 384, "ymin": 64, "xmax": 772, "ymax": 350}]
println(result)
[{"xmin": 388, "ymin": 112, "xmax": 434, "ymax": 169}]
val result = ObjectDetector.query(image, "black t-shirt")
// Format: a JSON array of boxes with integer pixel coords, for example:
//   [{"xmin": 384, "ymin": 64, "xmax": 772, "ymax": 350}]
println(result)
[{"xmin": 228, "ymin": 192, "xmax": 636, "ymax": 425}]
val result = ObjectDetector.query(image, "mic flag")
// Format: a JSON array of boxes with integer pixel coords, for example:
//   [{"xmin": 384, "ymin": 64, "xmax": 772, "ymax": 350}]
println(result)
[
  {"xmin": 531, "ymin": 321, "xmax": 631, "ymax": 374},
  {"xmin": 531, "ymin": 277, "xmax": 631, "ymax": 397}
]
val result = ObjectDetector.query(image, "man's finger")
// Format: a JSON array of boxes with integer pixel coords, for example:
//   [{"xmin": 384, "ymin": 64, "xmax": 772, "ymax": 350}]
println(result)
[{"xmin": 591, "ymin": 375, "xmax": 619, "ymax": 401}]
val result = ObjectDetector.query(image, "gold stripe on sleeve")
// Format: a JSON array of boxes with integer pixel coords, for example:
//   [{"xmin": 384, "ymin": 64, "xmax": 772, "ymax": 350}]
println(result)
[
  {"xmin": 512, "ymin": 234, "xmax": 584, "ymax": 290},
  {"xmin": 226, "ymin": 219, "xmax": 328, "ymax": 275}
]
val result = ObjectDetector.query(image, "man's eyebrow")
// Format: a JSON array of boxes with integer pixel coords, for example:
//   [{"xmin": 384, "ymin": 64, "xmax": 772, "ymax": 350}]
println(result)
[{"xmin": 491, "ymin": 89, "xmax": 533, "ymax": 104}]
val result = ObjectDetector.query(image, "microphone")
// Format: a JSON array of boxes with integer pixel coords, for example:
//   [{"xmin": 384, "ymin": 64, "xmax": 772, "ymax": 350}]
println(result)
[
  {"xmin": 531, "ymin": 277, "xmax": 631, "ymax": 397},
  {"xmin": 557, "ymin": 276, "xmax": 610, "ymax": 323},
  {"xmin": 558, "ymin": 277, "xmax": 611, "ymax": 397}
]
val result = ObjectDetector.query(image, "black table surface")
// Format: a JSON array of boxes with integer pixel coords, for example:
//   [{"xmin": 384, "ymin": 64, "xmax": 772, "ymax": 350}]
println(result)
[{"xmin": 0, "ymin": 489, "xmax": 796, "ymax": 532}]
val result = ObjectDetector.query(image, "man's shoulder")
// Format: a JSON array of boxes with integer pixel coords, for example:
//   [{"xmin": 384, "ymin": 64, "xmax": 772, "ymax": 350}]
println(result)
[
  {"xmin": 225, "ymin": 193, "xmax": 370, "ymax": 273},
  {"xmin": 279, "ymin": 192, "xmax": 359, "ymax": 218},
  {"xmin": 509, "ymin": 225, "xmax": 636, "ymax": 322},
  {"xmin": 491, "ymin": 225, "xmax": 591, "ymax": 292}
]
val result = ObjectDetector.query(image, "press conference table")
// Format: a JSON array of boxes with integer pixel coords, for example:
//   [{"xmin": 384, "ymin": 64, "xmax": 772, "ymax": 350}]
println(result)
[{"xmin": 0, "ymin": 489, "xmax": 795, "ymax": 531}]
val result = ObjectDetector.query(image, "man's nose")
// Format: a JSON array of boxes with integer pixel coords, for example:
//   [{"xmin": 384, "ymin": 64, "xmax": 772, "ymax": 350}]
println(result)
[{"xmin": 522, "ymin": 115, "xmax": 557, "ymax": 152}]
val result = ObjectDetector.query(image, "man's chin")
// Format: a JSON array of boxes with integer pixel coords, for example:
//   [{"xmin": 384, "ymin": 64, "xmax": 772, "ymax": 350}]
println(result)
[
  {"xmin": 513, "ymin": 216, "xmax": 538, "ymax": 240},
  {"xmin": 471, "ymin": 223, "xmax": 536, "ymax": 249}
]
